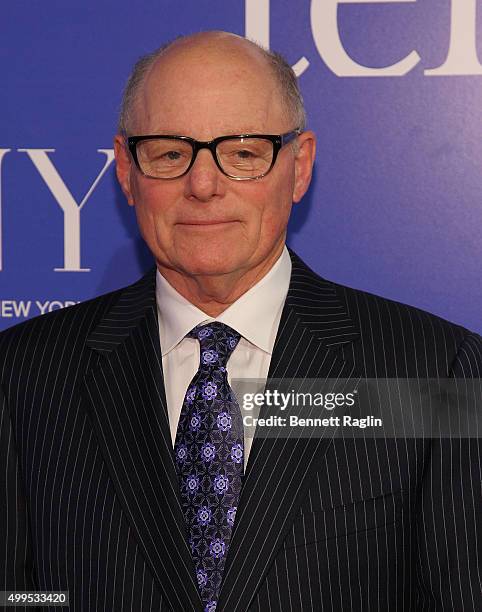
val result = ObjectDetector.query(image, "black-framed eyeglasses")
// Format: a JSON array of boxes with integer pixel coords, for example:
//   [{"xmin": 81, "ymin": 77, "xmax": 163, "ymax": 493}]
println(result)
[{"xmin": 126, "ymin": 129, "xmax": 302, "ymax": 180}]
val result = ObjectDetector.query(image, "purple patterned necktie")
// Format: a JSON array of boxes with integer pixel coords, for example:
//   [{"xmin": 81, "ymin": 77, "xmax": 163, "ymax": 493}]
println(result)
[{"xmin": 174, "ymin": 322, "xmax": 244, "ymax": 612}]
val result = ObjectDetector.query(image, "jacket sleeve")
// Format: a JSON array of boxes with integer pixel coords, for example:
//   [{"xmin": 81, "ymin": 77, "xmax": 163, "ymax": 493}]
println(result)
[
  {"xmin": 415, "ymin": 332, "xmax": 482, "ymax": 610},
  {"xmin": 0, "ymin": 383, "xmax": 37, "ymax": 592}
]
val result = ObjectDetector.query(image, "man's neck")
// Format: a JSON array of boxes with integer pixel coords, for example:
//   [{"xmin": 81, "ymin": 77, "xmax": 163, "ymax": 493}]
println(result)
[{"xmin": 156, "ymin": 246, "xmax": 285, "ymax": 317}]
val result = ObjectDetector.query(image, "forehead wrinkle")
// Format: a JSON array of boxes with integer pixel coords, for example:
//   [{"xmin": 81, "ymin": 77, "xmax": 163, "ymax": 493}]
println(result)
[{"xmin": 139, "ymin": 75, "xmax": 273, "ymax": 135}]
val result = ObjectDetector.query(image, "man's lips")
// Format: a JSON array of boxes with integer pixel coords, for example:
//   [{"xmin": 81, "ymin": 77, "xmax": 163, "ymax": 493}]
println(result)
[{"xmin": 177, "ymin": 220, "xmax": 239, "ymax": 226}]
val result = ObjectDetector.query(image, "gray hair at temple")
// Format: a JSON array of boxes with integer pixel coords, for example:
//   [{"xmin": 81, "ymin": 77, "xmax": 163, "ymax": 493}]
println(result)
[{"xmin": 117, "ymin": 35, "xmax": 307, "ymax": 136}]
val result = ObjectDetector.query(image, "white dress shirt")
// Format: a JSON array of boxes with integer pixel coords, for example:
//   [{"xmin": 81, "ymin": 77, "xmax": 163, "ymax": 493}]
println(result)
[{"xmin": 156, "ymin": 246, "xmax": 292, "ymax": 468}]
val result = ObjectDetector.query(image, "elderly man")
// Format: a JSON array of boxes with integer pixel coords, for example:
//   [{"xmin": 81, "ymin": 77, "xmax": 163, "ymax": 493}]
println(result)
[{"xmin": 1, "ymin": 31, "xmax": 481, "ymax": 612}]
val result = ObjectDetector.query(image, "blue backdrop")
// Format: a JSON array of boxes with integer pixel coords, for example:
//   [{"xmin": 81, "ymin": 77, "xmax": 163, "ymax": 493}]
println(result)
[{"xmin": 1, "ymin": 0, "xmax": 481, "ymax": 332}]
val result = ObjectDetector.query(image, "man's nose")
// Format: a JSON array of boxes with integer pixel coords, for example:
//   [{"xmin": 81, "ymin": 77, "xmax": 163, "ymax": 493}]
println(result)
[{"xmin": 184, "ymin": 149, "xmax": 223, "ymax": 202}]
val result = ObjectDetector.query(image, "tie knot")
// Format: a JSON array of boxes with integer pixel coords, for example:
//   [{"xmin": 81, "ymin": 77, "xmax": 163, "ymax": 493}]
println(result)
[{"xmin": 188, "ymin": 322, "xmax": 241, "ymax": 368}]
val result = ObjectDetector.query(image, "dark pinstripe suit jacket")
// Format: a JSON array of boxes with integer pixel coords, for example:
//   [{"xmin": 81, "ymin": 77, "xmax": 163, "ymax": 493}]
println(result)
[{"xmin": 1, "ymin": 250, "xmax": 481, "ymax": 612}]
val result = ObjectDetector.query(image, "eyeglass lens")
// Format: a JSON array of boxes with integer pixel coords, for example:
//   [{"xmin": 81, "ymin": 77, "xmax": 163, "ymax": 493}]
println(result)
[{"xmin": 136, "ymin": 137, "xmax": 275, "ymax": 179}]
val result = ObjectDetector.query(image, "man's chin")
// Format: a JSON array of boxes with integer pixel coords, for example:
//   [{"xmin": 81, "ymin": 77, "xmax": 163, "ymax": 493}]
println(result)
[
  {"xmin": 180, "ymin": 254, "xmax": 246, "ymax": 278},
  {"xmin": 165, "ymin": 241, "xmax": 252, "ymax": 278}
]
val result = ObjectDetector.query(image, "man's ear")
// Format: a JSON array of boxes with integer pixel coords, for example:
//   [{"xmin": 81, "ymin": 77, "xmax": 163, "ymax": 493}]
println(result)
[
  {"xmin": 114, "ymin": 135, "xmax": 135, "ymax": 206},
  {"xmin": 292, "ymin": 130, "xmax": 316, "ymax": 203}
]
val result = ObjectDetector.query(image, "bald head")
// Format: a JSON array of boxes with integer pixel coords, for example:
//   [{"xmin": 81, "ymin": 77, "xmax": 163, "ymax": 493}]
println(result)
[
  {"xmin": 118, "ymin": 31, "xmax": 306, "ymax": 135},
  {"xmin": 155, "ymin": 31, "xmax": 267, "ymax": 66}
]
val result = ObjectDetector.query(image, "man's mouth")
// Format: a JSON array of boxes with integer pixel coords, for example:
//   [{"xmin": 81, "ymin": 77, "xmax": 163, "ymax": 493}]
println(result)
[{"xmin": 178, "ymin": 220, "xmax": 238, "ymax": 226}]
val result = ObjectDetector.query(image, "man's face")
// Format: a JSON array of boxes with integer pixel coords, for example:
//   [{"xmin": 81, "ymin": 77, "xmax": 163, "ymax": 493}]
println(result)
[{"xmin": 115, "ymin": 37, "xmax": 315, "ymax": 282}]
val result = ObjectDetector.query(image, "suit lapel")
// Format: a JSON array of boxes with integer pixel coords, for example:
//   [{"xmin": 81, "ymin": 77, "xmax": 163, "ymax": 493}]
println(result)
[
  {"xmin": 218, "ymin": 251, "xmax": 361, "ymax": 611},
  {"xmin": 82, "ymin": 270, "xmax": 203, "ymax": 611}
]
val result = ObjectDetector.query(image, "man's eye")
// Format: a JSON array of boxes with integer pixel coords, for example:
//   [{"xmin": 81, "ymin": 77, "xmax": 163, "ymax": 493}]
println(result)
[
  {"xmin": 163, "ymin": 150, "xmax": 182, "ymax": 161},
  {"xmin": 235, "ymin": 150, "xmax": 256, "ymax": 159}
]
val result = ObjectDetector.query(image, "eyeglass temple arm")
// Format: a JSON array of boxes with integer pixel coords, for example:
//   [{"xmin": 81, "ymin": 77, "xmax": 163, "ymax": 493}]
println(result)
[{"xmin": 281, "ymin": 129, "xmax": 302, "ymax": 146}]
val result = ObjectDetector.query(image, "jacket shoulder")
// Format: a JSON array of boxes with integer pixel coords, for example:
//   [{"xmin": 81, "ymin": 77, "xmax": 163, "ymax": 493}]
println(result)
[
  {"xmin": 0, "ymin": 288, "xmax": 119, "ymax": 347},
  {"xmin": 333, "ymin": 279, "xmax": 481, "ymax": 375},
  {"xmin": 289, "ymin": 250, "xmax": 480, "ymax": 375},
  {"xmin": 0, "ymin": 270, "xmax": 155, "ymax": 368},
  {"xmin": 336, "ymin": 280, "xmax": 470, "ymax": 337}
]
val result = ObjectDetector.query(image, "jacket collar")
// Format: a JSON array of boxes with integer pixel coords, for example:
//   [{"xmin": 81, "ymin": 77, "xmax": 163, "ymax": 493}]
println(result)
[{"xmin": 86, "ymin": 248, "xmax": 359, "ymax": 355}]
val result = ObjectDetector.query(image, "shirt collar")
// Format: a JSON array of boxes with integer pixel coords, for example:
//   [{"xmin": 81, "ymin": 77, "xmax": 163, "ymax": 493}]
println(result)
[{"xmin": 156, "ymin": 246, "xmax": 292, "ymax": 356}]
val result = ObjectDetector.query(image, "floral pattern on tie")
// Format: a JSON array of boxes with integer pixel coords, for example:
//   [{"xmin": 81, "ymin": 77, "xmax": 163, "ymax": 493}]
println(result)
[{"xmin": 174, "ymin": 322, "xmax": 244, "ymax": 612}]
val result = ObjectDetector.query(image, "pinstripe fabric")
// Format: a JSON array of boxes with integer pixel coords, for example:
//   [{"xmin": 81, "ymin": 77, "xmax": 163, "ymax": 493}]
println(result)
[{"xmin": 1, "ymin": 249, "xmax": 481, "ymax": 611}]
